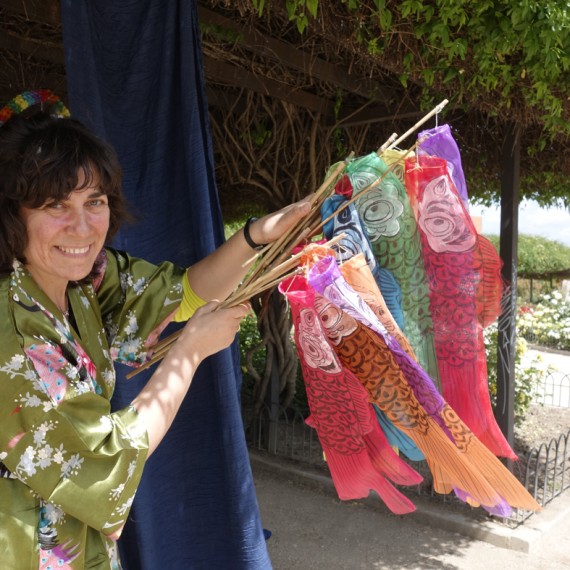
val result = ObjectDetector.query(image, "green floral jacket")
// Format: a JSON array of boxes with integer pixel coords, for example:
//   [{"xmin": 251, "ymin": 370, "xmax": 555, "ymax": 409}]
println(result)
[{"xmin": 0, "ymin": 248, "xmax": 185, "ymax": 569}]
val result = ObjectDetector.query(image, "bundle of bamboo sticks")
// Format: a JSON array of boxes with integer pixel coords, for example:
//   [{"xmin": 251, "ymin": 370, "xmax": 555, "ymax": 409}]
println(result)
[{"xmin": 126, "ymin": 100, "xmax": 448, "ymax": 378}]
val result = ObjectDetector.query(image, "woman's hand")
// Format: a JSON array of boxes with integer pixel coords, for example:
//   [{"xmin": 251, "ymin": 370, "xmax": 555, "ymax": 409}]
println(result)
[
  {"xmin": 177, "ymin": 301, "xmax": 250, "ymax": 362},
  {"xmin": 247, "ymin": 197, "xmax": 312, "ymax": 247}
]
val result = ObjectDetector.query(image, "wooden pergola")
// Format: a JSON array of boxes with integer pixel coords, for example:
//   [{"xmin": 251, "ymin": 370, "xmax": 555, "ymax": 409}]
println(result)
[{"xmin": 0, "ymin": 0, "xmax": 553, "ymax": 449}]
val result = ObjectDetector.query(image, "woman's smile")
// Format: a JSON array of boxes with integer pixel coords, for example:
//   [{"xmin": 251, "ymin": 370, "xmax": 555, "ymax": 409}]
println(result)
[{"xmin": 57, "ymin": 245, "xmax": 92, "ymax": 255}]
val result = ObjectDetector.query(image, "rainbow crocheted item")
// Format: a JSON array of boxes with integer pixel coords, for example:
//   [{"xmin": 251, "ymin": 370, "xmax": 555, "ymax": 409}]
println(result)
[{"xmin": 0, "ymin": 89, "xmax": 70, "ymax": 126}]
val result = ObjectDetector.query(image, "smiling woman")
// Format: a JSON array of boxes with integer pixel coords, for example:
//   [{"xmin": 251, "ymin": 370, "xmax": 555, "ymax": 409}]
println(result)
[{"xmin": 0, "ymin": 104, "xmax": 310, "ymax": 569}]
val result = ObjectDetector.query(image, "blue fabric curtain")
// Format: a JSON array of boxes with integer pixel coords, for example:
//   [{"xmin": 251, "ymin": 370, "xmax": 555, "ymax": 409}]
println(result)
[{"xmin": 60, "ymin": 2, "xmax": 271, "ymax": 568}]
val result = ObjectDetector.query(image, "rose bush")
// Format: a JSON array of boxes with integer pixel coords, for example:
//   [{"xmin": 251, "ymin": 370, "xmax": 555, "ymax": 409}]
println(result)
[{"xmin": 517, "ymin": 290, "xmax": 570, "ymax": 351}]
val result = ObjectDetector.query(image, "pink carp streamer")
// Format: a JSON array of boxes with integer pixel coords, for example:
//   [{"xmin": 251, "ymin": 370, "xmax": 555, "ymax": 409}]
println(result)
[
  {"xmin": 279, "ymin": 275, "xmax": 422, "ymax": 514},
  {"xmin": 404, "ymin": 155, "xmax": 514, "ymax": 459}
]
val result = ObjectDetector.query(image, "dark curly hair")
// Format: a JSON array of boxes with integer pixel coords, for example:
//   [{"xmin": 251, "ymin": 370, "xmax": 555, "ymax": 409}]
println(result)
[{"xmin": 0, "ymin": 106, "xmax": 131, "ymax": 276}]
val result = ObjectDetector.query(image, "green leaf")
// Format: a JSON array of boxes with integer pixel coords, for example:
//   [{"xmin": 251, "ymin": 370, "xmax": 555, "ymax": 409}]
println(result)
[
  {"xmin": 306, "ymin": 0, "xmax": 318, "ymax": 18},
  {"xmin": 422, "ymin": 68, "xmax": 435, "ymax": 87},
  {"xmin": 251, "ymin": 0, "xmax": 266, "ymax": 16},
  {"xmin": 296, "ymin": 14, "xmax": 309, "ymax": 34},
  {"xmin": 379, "ymin": 8, "xmax": 392, "ymax": 31},
  {"xmin": 443, "ymin": 67, "xmax": 458, "ymax": 84}
]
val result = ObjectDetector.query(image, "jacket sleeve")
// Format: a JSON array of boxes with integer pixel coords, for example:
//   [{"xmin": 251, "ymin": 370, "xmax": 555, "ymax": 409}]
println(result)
[{"xmin": 95, "ymin": 248, "xmax": 186, "ymax": 366}]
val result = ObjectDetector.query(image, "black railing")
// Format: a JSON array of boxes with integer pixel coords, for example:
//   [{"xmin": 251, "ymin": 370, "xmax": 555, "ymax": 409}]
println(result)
[{"xmin": 534, "ymin": 371, "xmax": 570, "ymax": 408}]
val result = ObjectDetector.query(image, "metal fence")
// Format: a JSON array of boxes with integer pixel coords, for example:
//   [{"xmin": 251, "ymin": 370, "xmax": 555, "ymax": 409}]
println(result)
[
  {"xmin": 535, "ymin": 371, "xmax": 570, "ymax": 408},
  {"xmin": 244, "ymin": 383, "xmax": 570, "ymax": 528}
]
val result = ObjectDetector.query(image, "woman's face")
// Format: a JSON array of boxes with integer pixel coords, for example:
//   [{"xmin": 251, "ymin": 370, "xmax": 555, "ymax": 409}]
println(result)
[{"xmin": 19, "ymin": 171, "xmax": 110, "ymax": 301}]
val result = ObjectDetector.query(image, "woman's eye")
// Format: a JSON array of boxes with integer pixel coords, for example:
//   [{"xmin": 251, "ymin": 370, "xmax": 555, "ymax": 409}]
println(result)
[{"xmin": 89, "ymin": 197, "xmax": 108, "ymax": 207}]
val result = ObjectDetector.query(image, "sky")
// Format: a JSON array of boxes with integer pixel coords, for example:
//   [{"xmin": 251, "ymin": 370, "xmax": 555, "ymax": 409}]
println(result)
[{"xmin": 472, "ymin": 199, "xmax": 570, "ymax": 247}]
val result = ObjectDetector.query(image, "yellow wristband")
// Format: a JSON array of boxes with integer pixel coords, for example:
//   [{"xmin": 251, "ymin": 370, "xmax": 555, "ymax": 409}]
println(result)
[{"xmin": 173, "ymin": 272, "xmax": 207, "ymax": 322}]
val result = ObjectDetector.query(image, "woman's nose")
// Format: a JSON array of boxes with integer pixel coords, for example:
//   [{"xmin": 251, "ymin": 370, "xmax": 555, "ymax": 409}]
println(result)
[{"xmin": 67, "ymin": 209, "xmax": 91, "ymax": 234}]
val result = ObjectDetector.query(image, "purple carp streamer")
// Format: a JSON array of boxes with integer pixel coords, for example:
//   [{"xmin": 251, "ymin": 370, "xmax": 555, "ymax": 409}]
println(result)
[{"xmin": 417, "ymin": 124, "xmax": 469, "ymax": 206}]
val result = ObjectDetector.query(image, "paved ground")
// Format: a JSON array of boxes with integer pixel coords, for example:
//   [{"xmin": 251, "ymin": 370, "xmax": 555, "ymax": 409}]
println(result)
[
  {"xmin": 252, "ymin": 452, "xmax": 570, "ymax": 570},
  {"xmin": 530, "ymin": 349, "xmax": 570, "ymax": 372}
]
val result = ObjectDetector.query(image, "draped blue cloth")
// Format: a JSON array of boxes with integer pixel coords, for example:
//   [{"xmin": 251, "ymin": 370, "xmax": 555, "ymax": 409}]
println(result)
[{"xmin": 61, "ymin": 1, "xmax": 271, "ymax": 568}]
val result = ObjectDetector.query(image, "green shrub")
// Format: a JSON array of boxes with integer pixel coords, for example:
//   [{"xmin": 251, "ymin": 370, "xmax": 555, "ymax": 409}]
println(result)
[
  {"xmin": 238, "ymin": 311, "xmax": 309, "ymax": 414},
  {"xmin": 484, "ymin": 323, "xmax": 553, "ymax": 423}
]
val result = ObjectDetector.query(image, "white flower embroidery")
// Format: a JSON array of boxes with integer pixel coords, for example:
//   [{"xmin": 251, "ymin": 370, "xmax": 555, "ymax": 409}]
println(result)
[
  {"xmin": 52, "ymin": 444, "xmax": 65, "ymax": 465},
  {"xmin": 66, "ymin": 364, "xmax": 79, "ymax": 379},
  {"xmin": 115, "ymin": 495, "xmax": 134, "ymax": 516},
  {"xmin": 19, "ymin": 392, "xmax": 42, "ymax": 407},
  {"xmin": 75, "ymin": 381, "xmax": 91, "ymax": 395},
  {"xmin": 19, "ymin": 446, "xmax": 37, "ymax": 477},
  {"xmin": 132, "ymin": 277, "xmax": 148, "ymax": 295},
  {"xmin": 0, "ymin": 354, "xmax": 26, "ymax": 378},
  {"xmin": 31, "ymin": 377, "xmax": 47, "ymax": 393},
  {"xmin": 120, "ymin": 339, "xmax": 141, "ymax": 355},
  {"xmin": 44, "ymin": 502, "xmax": 66, "ymax": 525},
  {"xmin": 119, "ymin": 270, "xmax": 134, "ymax": 292},
  {"xmin": 127, "ymin": 460, "xmax": 137, "ymax": 479},
  {"xmin": 109, "ymin": 482, "xmax": 125, "ymax": 500},
  {"xmin": 23, "ymin": 369, "xmax": 37, "ymax": 382},
  {"xmin": 105, "ymin": 539, "xmax": 121, "ymax": 566},
  {"xmin": 36, "ymin": 445, "xmax": 53, "ymax": 468},
  {"xmin": 14, "ymin": 423, "xmax": 75, "ymax": 481},
  {"xmin": 124, "ymin": 312, "xmax": 139, "ymax": 336},
  {"xmin": 164, "ymin": 282, "xmax": 183, "ymax": 307},
  {"xmin": 61, "ymin": 453, "xmax": 84, "ymax": 478},
  {"xmin": 101, "ymin": 368, "xmax": 115, "ymax": 387},
  {"xmin": 33, "ymin": 421, "xmax": 55, "ymax": 445}
]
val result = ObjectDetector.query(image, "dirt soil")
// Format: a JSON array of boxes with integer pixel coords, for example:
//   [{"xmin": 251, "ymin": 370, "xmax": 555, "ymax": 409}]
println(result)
[{"xmin": 514, "ymin": 403, "xmax": 570, "ymax": 454}]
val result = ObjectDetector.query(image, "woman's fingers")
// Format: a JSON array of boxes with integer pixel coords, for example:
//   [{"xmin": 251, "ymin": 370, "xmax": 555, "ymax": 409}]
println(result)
[
  {"xmin": 179, "ymin": 301, "xmax": 250, "ymax": 360},
  {"xmin": 253, "ymin": 199, "xmax": 312, "ymax": 244}
]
